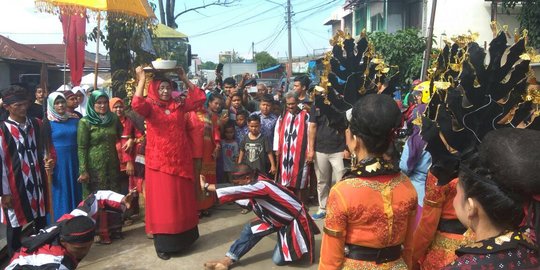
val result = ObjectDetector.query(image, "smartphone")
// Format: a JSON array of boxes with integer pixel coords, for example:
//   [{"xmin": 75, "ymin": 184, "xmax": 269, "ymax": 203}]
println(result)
[
  {"xmin": 248, "ymin": 86, "xmax": 258, "ymax": 94},
  {"xmin": 221, "ymin": 109, "xmax": 229, "ymax": 118}
]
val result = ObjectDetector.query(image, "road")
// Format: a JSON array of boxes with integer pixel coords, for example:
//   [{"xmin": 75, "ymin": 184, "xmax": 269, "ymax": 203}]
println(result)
[{"xmin": 78, "ymin": 203, "xmax": 323, "ymax": 270}]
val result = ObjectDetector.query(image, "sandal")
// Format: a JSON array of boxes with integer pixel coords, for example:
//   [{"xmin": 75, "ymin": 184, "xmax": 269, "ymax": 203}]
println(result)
[
  {"xmin": 124, "ymin": 219, "xmax": 134, "ymax": 226},
  {"xmin": 96, "ymin": 235, "xmax": 112, "ymax": 245}
]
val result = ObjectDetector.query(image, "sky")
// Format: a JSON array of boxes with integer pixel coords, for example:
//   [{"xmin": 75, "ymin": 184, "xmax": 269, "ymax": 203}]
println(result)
[{"xmin": 0, "ymin": 0, "xmax": 342, "ymax": 63}]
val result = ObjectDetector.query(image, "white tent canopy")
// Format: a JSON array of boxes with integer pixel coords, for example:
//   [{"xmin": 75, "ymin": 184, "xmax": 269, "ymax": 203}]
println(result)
[{"xmin": 80, "ymin": 73, "xmax": 105, "ymax": 87}]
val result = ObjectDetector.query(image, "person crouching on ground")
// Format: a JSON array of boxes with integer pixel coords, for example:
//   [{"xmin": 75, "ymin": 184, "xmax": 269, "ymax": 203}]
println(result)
[
  {"xmin": 202, "ymin": 164, "xmax": 319, "ymax": 270},
  {"xmin": 6, "ymin": 190, "xmax": 134, "ymax": 270}
]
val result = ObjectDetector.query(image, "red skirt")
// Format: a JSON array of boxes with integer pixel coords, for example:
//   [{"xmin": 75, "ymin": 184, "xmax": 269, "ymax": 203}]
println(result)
[{"xmin": 145, "ymin": 168, "xmax": 198, "ymax": 234}]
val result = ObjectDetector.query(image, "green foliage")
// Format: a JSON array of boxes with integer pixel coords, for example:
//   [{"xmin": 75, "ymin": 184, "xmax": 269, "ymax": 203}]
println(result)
[
  {"xmin": 200, "ymin": 61, "xmax": 218, "ymax": 70},
  {"xmin": 88, "ymin": 17, "xmax": 155, "ymax": 99},
  {"xmin": 254, "ymin": 51, "xmax": 279, "ymax": 71},
  {"xmin": 501, "ymin": 0, "xmax": 540, "ymax": 47},
  {"xmin": 368, "ymin": 28, "xmax": 427, "ymax": 85},
  {"xmin": 152, "ymin": 38, "xmax": 190, "ymax": 70}
]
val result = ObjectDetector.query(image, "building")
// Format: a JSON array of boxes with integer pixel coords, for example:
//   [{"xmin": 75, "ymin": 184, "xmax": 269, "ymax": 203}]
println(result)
[
  {"xmin": 0, "ymin": 35, "xmax": 63, "ymax": 90},
  {"xmin": 326, "ymin": 0, "xmax": 520, "ymax": 50},
  {"xmin": 0, "ymin": 35, "xmax": 112, "ymax": 91}
]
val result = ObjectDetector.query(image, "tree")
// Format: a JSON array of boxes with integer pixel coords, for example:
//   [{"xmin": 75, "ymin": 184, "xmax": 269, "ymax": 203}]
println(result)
[
  {"xmin": 368, "ymin": 28, "xmax": 427, "ymax": 86},
  {"xmin": 88, "ymin": 17, "xmax": 154, "ymax": 99},
  {"xmin": 502, "ymin": 0, "xmax": 540, "ymax": 47},
  {"xmin": 200, "ymin": 61, "xmax": 218, "ymax": 70},
  {"xmin": 254, "ymin": 51, "xmax": 278, "ymax": 71},
  {"xmin": 156, "ymin": 0, "xmax": 240, "ymax": 28}
]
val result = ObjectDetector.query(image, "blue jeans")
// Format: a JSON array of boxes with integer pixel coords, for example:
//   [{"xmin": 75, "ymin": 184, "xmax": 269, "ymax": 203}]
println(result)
[{"xmin": 226, "ymin": 223, "xmax": 286, "ymax": 265}]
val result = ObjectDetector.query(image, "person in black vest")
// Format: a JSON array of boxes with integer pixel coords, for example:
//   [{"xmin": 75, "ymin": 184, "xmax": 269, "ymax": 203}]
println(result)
[{"xmin": 0, "ymin": 85, "xmax": 54, "ymax": 256}]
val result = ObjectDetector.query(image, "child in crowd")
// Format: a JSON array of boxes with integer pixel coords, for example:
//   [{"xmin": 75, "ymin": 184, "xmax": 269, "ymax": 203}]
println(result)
[
  {"xmin": 221, "ymin": 122, "xmax": 239, "ymax": 184},
  {"xmin": 271, "ymin": 100, "xmax": 283, "ymax": 116},
  {"xmin": 250, "ymin": 94, "xmax": 278, "ymax": 145},
  {"xmin": 229, "ymin": 93, "xmax": 244, "ymax": 121},
  {"xmin": 238, "ymin": 115, "xmax": 276, "ymax": 176},
  {"xmin": 234, "ymin": 110, "xmax": 249, "ymax": 146}
]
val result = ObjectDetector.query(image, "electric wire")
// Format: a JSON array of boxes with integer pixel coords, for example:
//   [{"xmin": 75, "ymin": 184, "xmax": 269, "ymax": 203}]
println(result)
[
  {"xmin": 294, "ymin": 24, "xmax": 312, "ymax": 53},
  {"xmin": 263, "ymin": 23, "xmax": 287, "ymax": 52},
  {"xmin": 189, "ymin": 5, "xmax": 278, "ymax": 38}
]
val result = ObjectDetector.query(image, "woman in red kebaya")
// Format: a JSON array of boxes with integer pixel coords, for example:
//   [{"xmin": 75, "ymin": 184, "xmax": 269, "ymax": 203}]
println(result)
[{"xmin": 131, "ymin": 66, "xmax": 206, "ymax": 260}]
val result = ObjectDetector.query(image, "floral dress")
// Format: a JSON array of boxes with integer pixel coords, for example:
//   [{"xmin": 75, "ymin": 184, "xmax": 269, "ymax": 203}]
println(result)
[{"xmin": 77, "ymin": 116, "xmax": 122, "ymax": 196}]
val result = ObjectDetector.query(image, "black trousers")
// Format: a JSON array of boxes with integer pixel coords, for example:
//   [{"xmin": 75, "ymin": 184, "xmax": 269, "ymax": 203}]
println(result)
[{"xmin": 7, "ymin": 216, "xmax": 47, "ymax": 257}]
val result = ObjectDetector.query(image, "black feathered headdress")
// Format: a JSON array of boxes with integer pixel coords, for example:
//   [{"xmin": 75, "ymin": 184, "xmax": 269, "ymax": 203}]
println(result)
[
  {"xmin": 420, "ymin": 27, "xmax": 539, "ymax": 185},
  {"xmin": 312, "ymin": 30, "xmax": 398, "ymax": 132}
]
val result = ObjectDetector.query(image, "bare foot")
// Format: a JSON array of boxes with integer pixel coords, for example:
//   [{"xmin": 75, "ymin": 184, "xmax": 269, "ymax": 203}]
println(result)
[{"xmin": 204, "ymin": 257, "xmax": 233, "ymax": 270}]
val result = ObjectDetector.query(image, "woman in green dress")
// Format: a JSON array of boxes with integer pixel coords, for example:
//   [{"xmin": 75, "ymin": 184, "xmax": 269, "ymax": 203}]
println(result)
[{"xmin": 77, "ymin": 90, "xmax": 122, "ymax": 243}]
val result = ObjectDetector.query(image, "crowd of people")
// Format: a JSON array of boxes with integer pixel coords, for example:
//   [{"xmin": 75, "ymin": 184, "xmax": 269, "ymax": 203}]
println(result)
[{"xmin": 0, "ymin": 32, "xmax": 539, "ymax": 270}]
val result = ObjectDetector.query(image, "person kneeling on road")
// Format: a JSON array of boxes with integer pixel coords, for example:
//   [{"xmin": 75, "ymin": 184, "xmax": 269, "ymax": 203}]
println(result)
[{"xmin": 202, "ymin": 164, "xmax": 320, "ymax": 270}]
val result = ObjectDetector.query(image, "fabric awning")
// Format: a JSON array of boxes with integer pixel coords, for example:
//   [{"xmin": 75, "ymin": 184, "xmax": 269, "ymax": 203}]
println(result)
[
  {"xmin": 257, "ymin": 64, "xmax": 282, "ymax": 73},
  {"xmin": 154, "ymin": 24, "xmax": 188, "ymax": 39}
]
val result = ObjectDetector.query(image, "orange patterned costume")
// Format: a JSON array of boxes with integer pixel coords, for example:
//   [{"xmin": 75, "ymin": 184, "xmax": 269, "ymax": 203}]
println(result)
[
  {"xmin": 320, "ymin": 171, "xmax": 418, "ymax": 270},
  {"xmin": 412, "ymin": 173, "xmax": 470, "ymax": 270}
]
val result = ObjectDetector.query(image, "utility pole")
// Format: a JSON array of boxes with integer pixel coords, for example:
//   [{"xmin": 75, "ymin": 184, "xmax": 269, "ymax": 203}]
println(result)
[
  {"xmin": 287, "ymin": 0, "xmax": 292, "ymax": 84},
  {"xmin": 420, "ymin": 0, "xmax": 437, "ymax": 80},
  {"xmin": 490, "ymin": 0, "xmax": 498, "ymax": 21},
  {"xmin": 252, "ymin": 41, "xmax": 255, "ymax": 62}
]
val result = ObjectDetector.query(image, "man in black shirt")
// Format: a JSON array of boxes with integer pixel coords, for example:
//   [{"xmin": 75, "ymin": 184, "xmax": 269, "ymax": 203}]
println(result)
[{"xmin": 308, "ymin": 104, "xmax": 346, "ymax": 220}]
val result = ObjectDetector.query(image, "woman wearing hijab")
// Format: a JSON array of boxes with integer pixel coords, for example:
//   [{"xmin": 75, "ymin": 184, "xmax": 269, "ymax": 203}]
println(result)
[
  {"xmin": 47, "ymin": 92, "xmax": 82, "ymax": 221},
  {"xmin": 109, "ymin": 98, "xmax": 136, "ymax": 193},
  {"xmin": 77, "ymin": 90, "xmax": 121, "ymax": 244},
  {"xmin": 110, "ymin": 97, "xmax": 144, "ymax": 221},
  {"xmin": 72, "ymin": 86, "xmax": 88, "ymax": 117},
  {"xmin": 132, "ymin": 66, "xmax": 206, "ymax": 260}
]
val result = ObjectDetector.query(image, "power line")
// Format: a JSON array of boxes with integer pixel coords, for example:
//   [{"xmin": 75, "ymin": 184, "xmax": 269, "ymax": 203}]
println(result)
[
  {"xmin": 297, "ymin": 27, "xmax": 329, "ymax": 41},
  {"xmin": 255, "ymin": 21, "xmax": 287, "ymax": 45},
  {"xmin": 294, "ymin": 24, "xmax": 312, "ymax": 54},
  {"xmin": 177, "ymin": 1, "xmax": 260, "ymax": 23},
  {"xmin": 263, "ymin": 0, "xmax": 285, "ymax": 7},
  {"xmin": 266, "ymin": 33, "xmax": 284, "ymax": 53},
  {"xmin": 294, "ymin": 0, "xmax": 341, "ymax": 23},
  {"xmin": 263, "ymin": 23, "xmax": 287, "ymax": 52},
  {"xmin": 189, "ymin": 6, "xmax": 279, "ymax": 38},
  {"xmin": 295, "ymin": 0, "xmax": 340, "ymax": 14}
]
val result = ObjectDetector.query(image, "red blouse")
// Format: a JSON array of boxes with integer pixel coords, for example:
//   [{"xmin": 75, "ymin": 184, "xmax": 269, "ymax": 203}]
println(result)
[{"xmin": 131, "ymin": 85, "xmax": 206, "ymax": 178}]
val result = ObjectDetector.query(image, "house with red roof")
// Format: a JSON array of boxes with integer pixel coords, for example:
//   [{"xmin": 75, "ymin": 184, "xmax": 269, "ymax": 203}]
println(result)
[{"xmin": 0, "ymin": 35, "xmax": 110, "ymax": 91}]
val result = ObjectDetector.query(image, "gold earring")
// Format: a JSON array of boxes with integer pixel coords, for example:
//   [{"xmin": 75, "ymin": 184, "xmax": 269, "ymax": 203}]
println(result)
[{"xmin": 351, "ymin": 153, "xmax": 357, "ymax": 167}]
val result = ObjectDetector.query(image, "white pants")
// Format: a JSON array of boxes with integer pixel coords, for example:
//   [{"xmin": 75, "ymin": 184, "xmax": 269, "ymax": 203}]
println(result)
[{"xmin": 314, "ymin": 151, "xmax": 345, "ymax": 211}]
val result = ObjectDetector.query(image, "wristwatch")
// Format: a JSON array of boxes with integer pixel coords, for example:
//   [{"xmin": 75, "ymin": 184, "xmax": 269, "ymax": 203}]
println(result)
[{"xmin": 204, "ymin": 182, "xmax": 210, "ymax": 193}]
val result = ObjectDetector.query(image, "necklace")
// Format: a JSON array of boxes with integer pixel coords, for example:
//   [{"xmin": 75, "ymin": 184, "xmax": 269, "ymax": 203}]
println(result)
[{"xmin": 347, "ymin": 157, "xmax": 399, "ymax": 177}]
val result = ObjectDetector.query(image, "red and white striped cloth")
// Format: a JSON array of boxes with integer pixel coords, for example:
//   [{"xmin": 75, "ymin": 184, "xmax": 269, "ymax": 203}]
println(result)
[
  {"xmin": 5, "ymin": 190, "xmax": 126, "ymax": 270},
  {"xmin": 216, "ymin": 176, "xmax": 319, "ymax": 263}
]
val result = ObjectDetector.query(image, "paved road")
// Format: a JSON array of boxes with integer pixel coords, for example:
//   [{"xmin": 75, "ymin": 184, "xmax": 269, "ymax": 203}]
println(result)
[{"xmin": 78, "ymin": 204, "xmax": 323, "ymax": 270}]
